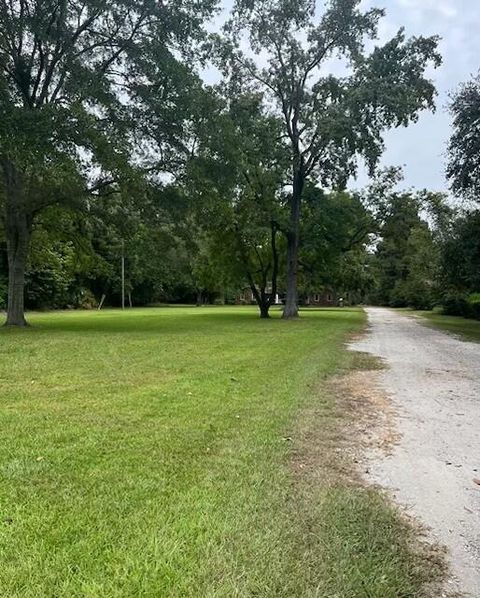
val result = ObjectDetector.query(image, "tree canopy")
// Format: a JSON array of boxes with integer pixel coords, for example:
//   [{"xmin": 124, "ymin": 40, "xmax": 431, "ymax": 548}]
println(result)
[
  {"xmin": 1, "ymin": 0, "xmax": 477, "ymax": 325},
  {"xmin": 217, "ymin": 0, "xmax": 441, "ymax": 317},
  {"xmin": 448, "ymin": 73, "xmax": 480, "ymax": 201},
  {"xmin": 0, "ymin": 0, "xmax": 217, "ymax": 324}
]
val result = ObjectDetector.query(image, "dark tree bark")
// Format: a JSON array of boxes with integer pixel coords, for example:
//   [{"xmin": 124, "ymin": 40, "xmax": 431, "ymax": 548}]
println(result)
[
  {"xmin": 259, "ymin": 294, "xmax": 270, "ymax": 319},
  {"xmin": 246, "ymin": 275, "xmax": 268, "ymax": 319},
  {"xmin": 282, "ymin": 168, "xmax": 304, "ymax": 319},
  {"xmin": 2, "ymin": 160, "xmax": 32, "ymax": 327}
]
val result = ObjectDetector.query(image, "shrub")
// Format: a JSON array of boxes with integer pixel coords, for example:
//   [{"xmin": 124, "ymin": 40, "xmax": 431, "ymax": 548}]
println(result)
[
  {"xmin": 441, "ymin": 291, "xmax": 480, "ymax": 320},
  {"xmin": 390, "ymin": 279, "xmax": 435, "ymax": 311},
  {"xmin": 467, "ymin": 293, "xmax": 480, "ymax": 320},
  {"xmin": 442, "ymin": 292, "xmax": 469, "ymax": 317},
  {"xmin": 0, "ymin": 275, "xmax": 7, "ymax": 310},
  {"xmin": 76, "ymin": 289, "xmax": 98, "ymax": 310}
]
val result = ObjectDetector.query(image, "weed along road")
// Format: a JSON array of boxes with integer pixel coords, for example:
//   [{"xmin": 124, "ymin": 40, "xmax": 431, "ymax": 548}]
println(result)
[{"xmin": 353, "ymin": 307, "xmax": 480, "ymax": 597}]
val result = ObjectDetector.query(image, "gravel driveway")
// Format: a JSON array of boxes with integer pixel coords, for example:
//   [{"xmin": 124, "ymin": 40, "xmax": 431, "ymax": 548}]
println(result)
[{"xmin": 352, "ymin": 307, "xmax": 480, "ymax": 597}]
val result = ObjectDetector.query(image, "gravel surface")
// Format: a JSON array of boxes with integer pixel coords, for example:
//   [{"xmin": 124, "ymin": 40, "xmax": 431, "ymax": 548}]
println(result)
[{"xmin": 352, "ymin": 307, "xmax": 480, "ymax": 597}]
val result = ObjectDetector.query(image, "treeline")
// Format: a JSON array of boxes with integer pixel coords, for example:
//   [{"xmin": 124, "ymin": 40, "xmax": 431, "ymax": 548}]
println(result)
[
  {"xmin": 369, "ymin": 73, "xmax": 480, "ymax": 320},
  {"xmin": 366, "ymin": 172, "xmax": 480, "ymax": 318},
  {"xmin": 2, "ymin": 168, "xmax": 478, "ymax": 320},
  {"xmin": 0, "ymin": 1, "xmax": 478, "ymax": 324},
  {"xmin": 0, "ymin": 185, "xmax": 375, "ymax": 311}
]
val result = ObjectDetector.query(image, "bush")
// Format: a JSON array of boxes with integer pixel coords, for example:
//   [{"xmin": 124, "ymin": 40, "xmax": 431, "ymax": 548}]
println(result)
[
  {"xmin": 0, "ymin": 275, "xmax": 7, "ymax": 310},
  {"xmin": 442, "ymin": 292, "xmax": 469, "ymax": 317},
  {"xmin": 76, "ymin": 288, "xmax": 98, "ymax": 310},
  {"xmin": 467, "ymin": 293, "xmax": 480, "ymax": 320},
  {"xmin": 441, "ymin": 292, "xmax": 480, "ymax": 320},
  {"xmin": 25, "ymin": 264, "xmax": 73, "ymax": 310},
  {"xmin": 390, "ymin": 280, "xmax": 435, "ymax": 311}
]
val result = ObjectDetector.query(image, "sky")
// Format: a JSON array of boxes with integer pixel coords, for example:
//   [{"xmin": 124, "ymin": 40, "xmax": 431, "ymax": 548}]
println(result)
[{"xmin": 205, "ymin": 0, "xmax": 480, "ymax": 193}]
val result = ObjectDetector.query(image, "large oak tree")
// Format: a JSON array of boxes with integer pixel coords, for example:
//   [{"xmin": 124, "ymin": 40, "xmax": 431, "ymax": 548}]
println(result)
[
  {"xmin": 0, "ymin": 0, "xmax": 217, "ymax": 325},
  {"xmin": 220, "ymin": 0, "xmax": 441, "ymax": 318}
]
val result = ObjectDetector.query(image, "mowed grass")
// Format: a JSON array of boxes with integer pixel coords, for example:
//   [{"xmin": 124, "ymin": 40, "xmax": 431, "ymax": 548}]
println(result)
[
  {"xmin": 414, "ymin": 310, "xmax": 480, "ymax": 342},
  {"xmin": 0, "ymin": 306, "xmax": 441, "ymax": 597}
]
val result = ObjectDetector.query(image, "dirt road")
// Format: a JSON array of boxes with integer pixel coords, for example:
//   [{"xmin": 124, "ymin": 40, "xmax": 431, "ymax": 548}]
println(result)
[{"xmin": 352, "ymin": 308, "xmax": 480, "ymax": 597}]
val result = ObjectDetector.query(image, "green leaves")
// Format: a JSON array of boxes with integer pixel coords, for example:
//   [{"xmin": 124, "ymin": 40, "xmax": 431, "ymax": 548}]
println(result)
[
  {"xmin": 221, "ymin": 0, "xmax": 441, "ymax": 184},
  {"xmin": 447, "ymin": 73, "xmax": 480, "ymax": 200},
  {"xmin": 0, "ymin": 0, "xmax": 219, "ymax": 214}
]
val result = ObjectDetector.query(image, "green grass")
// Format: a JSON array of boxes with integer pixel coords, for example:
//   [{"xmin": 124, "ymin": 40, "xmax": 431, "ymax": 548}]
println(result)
[
  {"xmin": 0, "ymin": 306, "xmax": 442, "ymax": 597},
  {"xmin": 413, "ymin": 310, "xmax": 480, "ymax": 342}
]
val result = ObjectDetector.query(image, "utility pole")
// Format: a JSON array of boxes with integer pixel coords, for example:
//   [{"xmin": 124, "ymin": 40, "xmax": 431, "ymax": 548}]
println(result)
[{"xmin": 121, "ymin": 239, "xmax": 125, "ymax": 310}]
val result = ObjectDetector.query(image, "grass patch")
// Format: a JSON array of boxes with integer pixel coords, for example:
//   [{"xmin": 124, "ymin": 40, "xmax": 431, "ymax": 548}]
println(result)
[
  {"xmin": 411, "ymin": 310, "xmax": 480, "ymax": 342},
  {"xmin": 0, "ymin": 306, "xmax": 444, "ymax": 596}
]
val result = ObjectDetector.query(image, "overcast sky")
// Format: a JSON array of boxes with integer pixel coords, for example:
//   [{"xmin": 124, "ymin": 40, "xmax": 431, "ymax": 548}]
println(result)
[{"xmin": 205, "ymin": 0, "xmax": 479, "ymax": 193}]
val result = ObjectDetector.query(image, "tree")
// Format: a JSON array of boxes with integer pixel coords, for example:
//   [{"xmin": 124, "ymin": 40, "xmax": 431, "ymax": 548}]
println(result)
[
  {"xmin": 370, "ymin": 190, "xmax": 440, "ymax": 309},
  {"xmin": 219, "ymin": 0, "xmax": 441, "ymax": 318},
  {"xmin": 0, "ymin": 0, "xmax": 217, "ymax": 325},
  {"xmin": 300, "ymin": 186, "xmax": 374, "ymax": 300},
  {"xmin": 447, "ymin": 73, "xmax": 480, "ymax": 201},
  {"xmin": 440, "ymin": 210, "xmax": 480, "ymax": 295},
  {"xmin": 188, "ymin": 91, "xmax": 288, "ymax": 318},
  {"xmin": 436, "ymin": 209, "xmax": 480, "ymax": 319}
]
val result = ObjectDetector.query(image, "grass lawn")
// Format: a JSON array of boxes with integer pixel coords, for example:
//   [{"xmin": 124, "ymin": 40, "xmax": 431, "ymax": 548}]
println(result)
[
  {"xmin": 0, "ymin": 306, "xmax": 441, "ymax": 597},
  {"xmin": 413, "ymin": 310, "xmax": 480, "ymax": 342}
]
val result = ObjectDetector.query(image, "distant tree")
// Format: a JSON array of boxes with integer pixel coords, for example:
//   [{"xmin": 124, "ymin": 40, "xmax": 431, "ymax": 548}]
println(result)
[
  {"xmin": 440, "ymin": 210, "xmax": 480, "ymax": 294},
  {"xmin": 436, "ymin": 209, "xmax": 480, "ymax": 318},
  {"xmin": 396, "ymin": 225, "xmax": 439, "ymax": 310},
  {"xmin": 24, "ymin": 209, "xmax": 85, "ymax": 309},
  {"xmin": 190, "ymin": 233, "xmax": 234, "ymax": 306},
  {"xmin": 300, "ymin": 186, "xmax": 374, "ymax": 300},
  {"xmin": 219, "ymin": 0, "xmax": 441, "ymax": 318},
  {"xmin": 0, "ymin": 0, "xmax": 217, "ymax": 325},
  {"xmin": 447, "ymin": 73, "xmax": 480, "ymax": 201},
  {"xmin": 370, "ymin": 191, "xmax": 439, "ymax": 309},
  {"xmin": 83, "ymin": 184, "xmax": 201, "ymax": 306},
  {"xmin": 2, "ymin": 184, "xmax": 199, "ymax": 310}
]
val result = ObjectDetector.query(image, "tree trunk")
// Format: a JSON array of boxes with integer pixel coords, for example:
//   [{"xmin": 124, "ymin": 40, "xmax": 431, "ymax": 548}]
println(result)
[
  {"xmin": 259, "ymin": 292, "xmax": 270, "ymax": 319},
  {"xmin": 2, "ymin": 160, "xmax": 32, "ymax": 327},
  {"xmin": 267, "ymin": 220, "xmax": 279, "ymax": 317},
  {"xmin": 283, "ymin": 169, "xmax": 304, "ymax": 319},
  {"xmin": 259, "ymin": 304, "xmax": 270, "ymax": 318}
]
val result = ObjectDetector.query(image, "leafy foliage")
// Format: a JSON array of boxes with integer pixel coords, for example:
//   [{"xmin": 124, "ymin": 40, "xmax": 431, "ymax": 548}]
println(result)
[
  {"xmin": 300, "ymin": 186, "xmax": 375, "ymax": 301},
  {"xmin": 0, "ymin": 0, "xmax": 218, "ymax": 324},
  {"xmin": 447, "ymin": 73, "xmax": 480, "ymax": 201},
  {"xmin": 186, "ymin": 90, "xmax": 288, "ymax": 316},
  {"xmin": 217, "ymin": 0, "xmax": 441, "ymax": 317},
  {"xmin": 369, "ymin": 190, "xmax": 440, "ymax": 310},
  {"xmin": 440, "ymin": 210, "xmax": 480, "ymax": 293}
]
